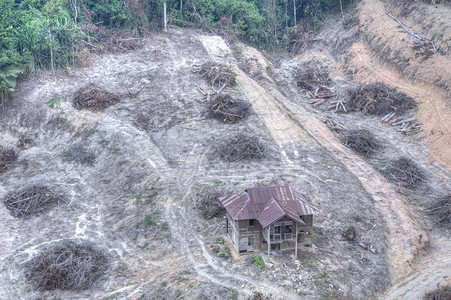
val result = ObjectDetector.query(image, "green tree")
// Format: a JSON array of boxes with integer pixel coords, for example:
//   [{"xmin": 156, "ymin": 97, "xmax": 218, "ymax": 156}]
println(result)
[{"xmin": 0, "ymin": 52, "xmax": 24, "ymax": 109}]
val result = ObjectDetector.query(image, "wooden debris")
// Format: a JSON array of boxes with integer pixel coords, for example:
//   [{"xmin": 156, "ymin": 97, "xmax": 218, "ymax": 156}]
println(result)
[
  {"xmin": 382, "ymin": 114, "xmax": 422, "ymax": 135},
  {"xmin": 323, "ymin": 117, "xmax": 346, "ymax": 133},
  {"xmin": 213, "ymin": 134, "xmax": 265, "ymax": 162},
  {"xmin": 209, "ymin": 94, "xmax": 251, "ymax": 124},
  {"xmin": 193, "ymin": 62, "xmax": 236, "ymax": 87},
  {"xmin": 197, "ymin": 86, "xmax": 207, "ymax": 96},
  {"xmin": 312, "ymin": 99, "xmax": 326, "ymax": 107},
  {"xmin": 358, "ymin": 242, "xmax": 368, "ymax": 250},
  {"xmin": 381, "ymin": 112, "xmax": 396, "ymax": 123},
  {"xmin": 3, "ymin": 185, "xmax": 67, "ymax": 217},
  {"xmin": 385, "ymin": 4, "xmax": 450, "ymax": 59}
]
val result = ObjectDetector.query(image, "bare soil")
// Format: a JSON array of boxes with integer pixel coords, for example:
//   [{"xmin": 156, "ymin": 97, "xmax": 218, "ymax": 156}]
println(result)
[
  {"xmin": 342, "ymin": 0, "xmax": 451, "ymax": 169},
  {"xmin": 0, "ymin": 2, "xmax": 450, "ymax": 299}
]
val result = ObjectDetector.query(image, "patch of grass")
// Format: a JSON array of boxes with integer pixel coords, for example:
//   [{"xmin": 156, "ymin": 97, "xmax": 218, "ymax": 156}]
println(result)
[
  {"xmin": 146, "ymin": 187, "xmax": 158, "ymax": 204},
  {"xmin": 144, "ymin": 215, "xmax": 156, "ymax": 227},
  {"xmin": 161, "ymin": 222, "xmax": 168, "ymax": 230},
  {"xmin": 47, "ymin": 97, "xmax": 61, "ymax": 109},
  {"xmin": 71, "ymin": 126, "xmax": 98, "ymax": 141},
  {"xmin": 17, "ymin": 158, "xmax": 29, "ymax": 171},
  {"xmin": 231, "ymin": 289, "xmax": 238, "ymax": 300},
  {"xmin": 304, "ymin": 255, "xmax": 316, "ymax": 266},
  {"xmin": 249, "ymin": 255, "xmax": 266, "ymax": 269},
  {"xmin": 309, "ymin": 228, "xmax": 318, "ymax": 241}
]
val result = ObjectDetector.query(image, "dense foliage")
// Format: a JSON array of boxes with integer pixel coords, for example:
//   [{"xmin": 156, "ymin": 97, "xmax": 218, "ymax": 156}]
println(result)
[{"xmin": 0, "ymin": 0, "xmax": 351, "ymax": 107}]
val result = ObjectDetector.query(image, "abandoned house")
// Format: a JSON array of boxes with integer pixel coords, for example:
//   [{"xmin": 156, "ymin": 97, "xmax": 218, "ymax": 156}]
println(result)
[{"xmin": 220, "ymin": 185, "xmax": 320, "ymax": 256}]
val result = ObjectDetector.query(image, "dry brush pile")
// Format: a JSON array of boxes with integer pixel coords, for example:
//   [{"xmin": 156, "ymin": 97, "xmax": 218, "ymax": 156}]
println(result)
[
  {"xmin": 347, "ymin": 83, "xmax": 417, "ymax": 116},
  {"xmin": 193, "ymin": 62, "xmax": 236, "ymax": 88},
  {"xmin": 422, "ymin": 285, "xmax": 451, "ymax": 300},
  {"xmin": 194, "ymin": 186, "xmax": 226, "ymax": 219},
  {"xmin": 296, "ymin": 60, "xmax": 334, "ymax": 94},
  {"xmin": 340, "ymin": 129, "xmax": 380, "ymax": 158},
  {"xmin": 212, "ymin": 134, "xmax": 266, "ymax": 162},
  {"xmin": 381, "ymin": 157, "xmax": 426, "ymax": 190},
  {"xmin": 73, "ymin": 84, "xmax": 120, "ymax": 111},
  {"xmin": 25, "ymin": 240, "xmax": 108, "ymax": 291},
  {"xmin": 3, "ymin": 185, "xmax": 67, "ymax": 217},
  {"xmin": 426, "ymin": 194, "xmax": 451, "ymax": 230},
  {"xmin": 209, "ymin": 94, "xmax": 251, "ymax": 124},
  {"xmin": 0, "ymin": 148, "xmax": 18, "ymax": 173}
]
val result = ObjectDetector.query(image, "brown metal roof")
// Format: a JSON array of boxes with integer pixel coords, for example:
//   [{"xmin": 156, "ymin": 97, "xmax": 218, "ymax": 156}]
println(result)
[{"xmin": 220, "ymin": 185, "xmax": 319, "ymax": 228}]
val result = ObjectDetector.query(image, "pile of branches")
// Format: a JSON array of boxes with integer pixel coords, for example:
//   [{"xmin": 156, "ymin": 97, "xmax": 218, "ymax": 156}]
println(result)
[
  {"xmin": 426, "ymin": 194, "xmax": 451, "ymax": 230},
  {"xmin": 73, "ymin": 84, "xmax": 120, "ymax": 111},
  {"xmin": 340, "ymin": 129, "xmax": 380, "ymax": 157},
  {"xmin": 193, "ymin": 62, "xmax": 236, "ymax": 88},
  {"xmin": 194, "ymin": 187, "xmax": 225, "ymax": 219},
  {"xmin": 422, "ymin": 285, "xmax": 451, "ymax": 300},
  {"xmin": 347, "ymin": 83, "xmax": 417, "ymax": 116},
  {"xmin": 382, "ymin": 157, "xmax": 426, "ymax": 189},
  {"xmin": 3, "ymin": 185, "xmax": 66, "ymax": 217},
  {"xmin": 296, "ymin": 60, "xmax": 334, "ymax": 93},
  {"xmin": 209, "ymin": 94, "xmax": 251, "ymax": 124},
  {"xmin": 0, "ymin": 148, "xmax": 18, "ymax": 173},
  {"xmin": 81, "ymin": 24, "xmax": 145, "ymax": 54},
  {"xmin": 25, "ymin": 240, "xmax": 108, "ymax": 291},
  {"xmin": 62, "ymin": 143, "xmax": 96, "ymax": 165},
  {"xmin": 213, "ymin": 134, "xmax": 266, "ymax": 162}
]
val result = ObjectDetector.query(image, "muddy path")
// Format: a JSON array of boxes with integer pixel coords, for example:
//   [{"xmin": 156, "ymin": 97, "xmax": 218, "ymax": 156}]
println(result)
[{"xmin": 199, "ymin": 35, "xmax": 427, "ymax": 283}]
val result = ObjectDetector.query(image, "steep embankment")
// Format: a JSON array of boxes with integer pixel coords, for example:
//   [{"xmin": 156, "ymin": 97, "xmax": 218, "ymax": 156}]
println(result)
[{"xmin": 341, "ymin": 0, "xmax": 451, "ymax": 170}]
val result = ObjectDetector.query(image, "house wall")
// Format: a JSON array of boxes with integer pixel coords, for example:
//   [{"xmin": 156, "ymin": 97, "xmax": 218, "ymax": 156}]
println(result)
[
  {"xmin": 226, "ymin": 214, "xmax": 315, "ymax": 254},
  {"xmin": 237, "ymin": 219, "xmax": 262, "ymax": 253},
  {"xmin": 226, "ymin": 212, "xmax": 240, "ymax": 253}
]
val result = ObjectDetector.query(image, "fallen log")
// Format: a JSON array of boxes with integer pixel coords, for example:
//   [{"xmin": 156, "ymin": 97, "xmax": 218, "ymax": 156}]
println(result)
[
  {"xmin": 313, "ymin": 99, "xmax": 326, "ymax": 107},
  {"xmin": 381, "ymin": 112, "xmax": 396, "ymax": 122},
  {"xmin": 389, "ymin": 116, "xmax": 405, "ymax": 125},
  {"xmin": 384, "ymin": 4, "xmax": 450, "ymax": 59},
  {"xmin": 393, "ymin": 117, "xmax": 416, "ymax": 126},
  {"xmin": 358, "ymin": 242, "xmax": 368, "ymax": 250}
]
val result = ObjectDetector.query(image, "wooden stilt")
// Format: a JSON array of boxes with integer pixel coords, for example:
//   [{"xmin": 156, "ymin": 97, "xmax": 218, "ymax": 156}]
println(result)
[
  {"xmin": 267, "ymin": 225, "xmax": 271, "ymax": 256},
  {"xmin": 226, "ymin": 217, "xmax": 228, "ymax": 233},
  {"xmin": 295, "ymin": 222, "xmax": 298, "ymax": 259}
]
